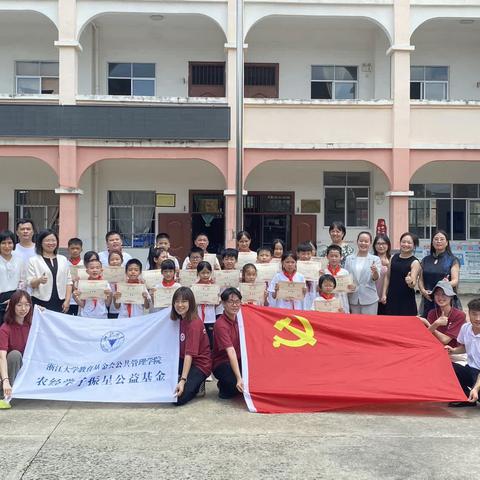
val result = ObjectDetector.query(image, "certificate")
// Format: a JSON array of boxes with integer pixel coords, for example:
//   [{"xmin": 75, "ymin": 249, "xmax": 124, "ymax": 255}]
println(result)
[
  {"xmin": 77, "ymin": 280, "xmax": 109, "ymax": 300},
  {"xmin": 179, "ymin": 269, "xmax": 198, "ymax": 287},
  {"xmin": 116, "ymin": 283, "xmax": 145, "ymax": 305},
  {"xmin": 214, "ymin": 270, "xmax": 240, "ymax": 288},
  {"xmin": 191, "ymin": 284, "xmax": 220, "ymax": 305},
  {"xmin": 237, "ymin": 251, "xmax": 257, "ymax": 268},
  {"xmin": 296, "ymin": 261, "xmax": 322, "ymax": 282},
  {"xmin": 277, "ymin": 281, "xmax": 305, "ymax": 301},
  {"xmin": 311, "ymin": 257, "xmax": 329, "ymax": 269},
  {"xmin": 203, "ymin": 253, "xmax": 218, "ymax": 268},
  {"xmin": 102, "ymin": 266, "xmax": 125, "ymax": 284},
  {"xmin": 70, "ymin": 266, "xmax": 88, "ymax": 281},
  {"xmin": 255, "ymin": 263, "xmax": 279, "ymax": 283},
  {"xmin": 239, "ymin": 283, "xmax": 265, "ymax": 305},
  {"xmin": 142, "ymin": 270, "xmax": 164, "ymax": 289},
  {"xmin": 153, "ymin": 286, "xmax": 179, "ymax": 308},
  {"xmin": 313, "ymin": 298, "xmax": 342, "ymax": 312},
  {"xmin": 333, "ymin": 274, "xmax": 354, "ymax": 293}
]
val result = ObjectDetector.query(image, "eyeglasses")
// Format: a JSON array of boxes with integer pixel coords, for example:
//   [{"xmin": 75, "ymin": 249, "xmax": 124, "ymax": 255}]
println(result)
[{"xmin": 226, "ymin": 300, "xmax": 241, "ymax": 306}]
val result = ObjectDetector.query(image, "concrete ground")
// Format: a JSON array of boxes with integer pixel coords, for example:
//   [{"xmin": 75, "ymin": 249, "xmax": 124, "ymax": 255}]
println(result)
[{"xmin": 3, "ymin": 294, "xmax": 480, "ymax": 480}]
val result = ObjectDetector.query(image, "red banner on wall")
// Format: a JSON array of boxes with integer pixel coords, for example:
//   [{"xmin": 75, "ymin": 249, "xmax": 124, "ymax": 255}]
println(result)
[{"xmin": 238, "ymin": 305, "xmax": 466, "ymax": 414}]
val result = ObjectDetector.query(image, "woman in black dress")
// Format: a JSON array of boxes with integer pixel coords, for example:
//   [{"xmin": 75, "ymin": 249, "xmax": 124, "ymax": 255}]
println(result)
[{"xmin": 381, "ymin": 232, "xmax": 421, "ymax": 315}]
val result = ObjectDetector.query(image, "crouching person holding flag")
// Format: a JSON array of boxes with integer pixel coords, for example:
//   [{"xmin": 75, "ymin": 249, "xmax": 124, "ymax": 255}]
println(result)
[
  {"xmin": 171, "ymin": 287, "xmax": 211, "ymax": 405},
  {"xmin": 212, "ymin": 287, "xmax": 244, "ymax": 399}
]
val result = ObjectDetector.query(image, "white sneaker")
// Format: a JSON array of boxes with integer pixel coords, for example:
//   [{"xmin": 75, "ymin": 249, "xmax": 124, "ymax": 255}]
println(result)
[{"xmin": 206, "ymin": 374, "xmax": 213, "ymax": 382}]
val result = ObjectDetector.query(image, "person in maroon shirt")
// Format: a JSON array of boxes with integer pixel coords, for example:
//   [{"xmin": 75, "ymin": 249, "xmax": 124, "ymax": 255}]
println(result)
[
  {"xmin": 0, "ymin": 290, "xmax": 32, "ymax": 400},
  {"xmin": 419, "ymin": 280, "xmax": 466, "ymax": 348},
  {"xmin": 212, "ymin": 287, "xmax": 244, "ymax": 399},
  {"xmin": 171, "ymin": 287, "xmax": 211, "ymax": 406}
]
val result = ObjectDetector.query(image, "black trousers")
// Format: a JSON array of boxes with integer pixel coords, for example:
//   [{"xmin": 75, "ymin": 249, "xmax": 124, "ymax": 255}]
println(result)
[
  {"xmin": 213, "ymin": 361, "xmax": 242, "ymax": 399},
  {"xmin": 453, "ymin": 363, "xmax": 480, "ymax": 397},
  {"xmin": 175, "ymin": 359, "xmax": 207, "ymax": 406},
  {"xmin": 67, "ymin": 304, "xmax": 79, "ymax": 316}
]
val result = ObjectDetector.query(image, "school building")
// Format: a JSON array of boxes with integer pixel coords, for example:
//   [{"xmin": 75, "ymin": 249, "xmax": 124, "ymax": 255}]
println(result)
[{"xmin": 1, "ymin": 0, "xmax": 480, "ymax": 261}]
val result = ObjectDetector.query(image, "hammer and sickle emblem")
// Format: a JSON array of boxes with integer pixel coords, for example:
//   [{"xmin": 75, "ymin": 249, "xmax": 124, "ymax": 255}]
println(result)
[{"xmin": 272, "ymin": 315, "xmax": 317, "ymax": 348}]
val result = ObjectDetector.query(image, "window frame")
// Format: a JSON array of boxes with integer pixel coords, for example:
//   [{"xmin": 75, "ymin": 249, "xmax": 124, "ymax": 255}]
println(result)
[
  {"xmin": 410, "ymin": 65, "xmax": 449, "ymax": 101},
  {"xmin": 14, "ymin": 189, "xmax": 59, "ymax": 232},
  {"xmin": 15, "ymin": 60, "xmax": 59, "ymax": 95},
  {"xmin": 311, "ymin": 65, "xmax": 359, "ymax": 100},
  {"xmin": 107, "ymin": 62, "xmax": 156, "ymax": 97}
]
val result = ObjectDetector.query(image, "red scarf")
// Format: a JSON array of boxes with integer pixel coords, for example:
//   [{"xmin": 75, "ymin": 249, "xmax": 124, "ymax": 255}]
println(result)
[
  {"xmin": 196, "ymin": 279, "xmax": 212, "ymax": 321},
  {"xmin": 162, "ymin": 279, "xmax": 176, "ymax": 287},
  {"xmin": 70, "ymin": 257, "xmax": 81, "ymax": 266},
  {"xmin": 327, "ymin": 264, "xmax": 341, "ymax": 276},
  {"xmin": 283, "ymin": 270, "xmax": 296, "ymax": 282},
  {"xmin": 320, "ymin": 292, "xmax": 335, "ymax": 300},
  {"xmin": 126, "ymin": 279, "xmax": 140, "ymax": 317},
  {"xmin": 88, "ymin": 276, "xmax": 103, "ymax": 307}
]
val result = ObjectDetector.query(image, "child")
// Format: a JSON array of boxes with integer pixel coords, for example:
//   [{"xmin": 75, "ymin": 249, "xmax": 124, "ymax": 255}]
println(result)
[
  {"xmin": 113, "ymin": 259, "xmax": 151, "ymax": 318},
  {"xmin": 297, "ymin": 241, "xmax": 316, "ymax": 310},
  {"xmin": 148, "ymin": 233, "xmax": 180, "ymax": 271},
  {"xmin": 83, "ymin": 250, "xmax": 100, "ymax": 265},
  {"xmin": 66, "ymin": 237, "xmax": 83, "ymax": 315},
  {"xmin": 151, "ymin": 248, "xmax": 169, "ymax": 270},
  {"xmin": 311, "ymin": 274, "xmax": 343, "ymax": 313},
  {"xmin": 107, "ymin": 251, "xmax": 124, "ymax": 319},
  {"xmin": 150, "ymin": 259, "xmax": 181, "ymax": 313},
  {"xmin": 256, "ymin": 247, "xmax": 272, "ymax": 264},
  {"xmin": 195, "ymin": 261, "xmax": 217, "ymax": 348},
  {"xmin": 322, "ymin": 244, "xmax": 353, "ymax": 313},
  {"xmin": 73, "ymin": 258, "xmax": 112, "ymax": 319},
  {"xmin": 182, "ymin": 247, "xmax": 204, "ymax": 270},
  {"xmin": 446, "ymin": 297, "xmax": 480, "ymax": 407},
  {"xmin": 269, "ymin": 252, "xmax": 306, "ymax": 310},
  {"xmin": 241, "ymin": 263, "xmax": 268, "ymax": 306},
  {"xmin": 271, "ymin": 239, "xmax": 285, "ymax": 262},
  {"xmin": 221, "ymin": 248, "xmax": 239, "ymax": 271}
]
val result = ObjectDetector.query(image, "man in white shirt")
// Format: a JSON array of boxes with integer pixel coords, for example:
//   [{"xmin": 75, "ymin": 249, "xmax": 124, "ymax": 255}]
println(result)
[
  {"xmin": 98, "ymin": 231, "xmax": 132, "ymax": 266},
  {"xmin": 14, "ymin": 219, "xmax": 36, "ymax": 264}
]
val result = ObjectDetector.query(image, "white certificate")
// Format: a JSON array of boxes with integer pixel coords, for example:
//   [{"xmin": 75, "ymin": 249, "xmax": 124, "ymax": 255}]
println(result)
[
  {"xmin": 70, "ymin": 266, "xmax": 88, "ymax": 281},
  {"xmin": 77, "ymin": 280, "xmax": 109, "ymax": 300},
  {"xmin": 334, "ymin": 274, "xmax": 354, "ymax": 293},
  {"xmin": 102, "ymin": 266, "xmax": 125, "ymax": 284},
  {"xmin": 313, "ymin": 298, "xmax": 342, "ymax": 312},
  {"xmin": 277, "ymin": 281, "xmax": 305, "ymax": 301},
  {"xmin": 311, "ymin": 257, "xmax": 329, "ymax": 269},
  {"xmin": 191, "ymin": 284, "xmax": 220, "ymax": 305},
  {"xmin": 142, "ymin": 270, "xmax": 164, "ymax": 289},
  {"xmin": 117, "ymin": 283, "xmax": 145, "ymax": 305},
  {"xmin": 153, "ymin": 286, "xmax": 179, "ymax": 308},
  {"xmin": 179, "ymin": 270, "xmax": 198, "ymax": 287},
  {"xmin": 254, "ymin": 263, "xmax": 280, "ymax": 283},
  {"xmin": 240, "ymin": 283, "xmax": 265, "ymax": 305},
  {"xmin": 214, "ymin": 270, "xmax": 240, "ymax": 288},
  {"xmin": 203, "ymin": 253, "xmax": 218, "ymax": 268},
  {"xmin": 296, "ymin": 261, "xmax": 322, "ymax": 282},
  {"xmin": 237, "ymin": 252, "xmax": 257, "ymax": 268}
]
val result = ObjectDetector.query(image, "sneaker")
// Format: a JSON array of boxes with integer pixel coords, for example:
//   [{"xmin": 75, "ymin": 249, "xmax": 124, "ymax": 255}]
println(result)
[
  {"xmin": 206, "ymin": 374, "xmax": 213, "ymax": 382},
  {"xmin": 196, "ymin": 381, "xmax": 206, "ymax": 397},
  {"xmin": 448, "ymin": 401, "xmax": 477, "ymax": 408}
]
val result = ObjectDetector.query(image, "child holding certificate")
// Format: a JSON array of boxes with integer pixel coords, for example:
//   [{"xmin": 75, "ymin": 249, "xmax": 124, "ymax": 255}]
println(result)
[
  {"xmin": 240, "ymin": 264, "xmax": 268, "ymax": 306},
  {"xmin": 66, "ymin": 237, "xmax": 83, "ymax": 316},
  {"xmin": 215, "ymin": 248, "xmax": 240, "ymax": 317},
  {"xmin": 73, "ymin": 259, "xmax": 112, "ymax": 319},
  {"xmin": 195, "ymin": 261, "xmax": 217, "ymax": 350},
  {"xmin": 182, "ymin": 247, "xmax": 204, "ymax": 271},
  {"xmin": 151, "ymin": 248, "xmax": 169, "ymax": 270},
  {"xmin": 269, "ymin": 252, "xmax": 306, "ymax": 310},
  {"xmin": 172, "ymin": 287, "xmax": 211, "ymax": 405},
  {"xmin": 311, "ymin": 274, "xmax": 343, "ymax": 313},
  {"xmin": 271, "ymin": 239, "xmax": 285, "ymax": 262},
  {"xmin": 297, "ymin": 242, "xmax": 317, "ymax": 310},
  {"xmin": 150, "ymin": 259, "xmax": 181, "ymax": 313},
  {"xmin": 106, "ymin": 251, "xmax": 123, "ymax": 319},
  {"xmin": 113, "ymin": 259, "xmax": 151, "ymax": 318},
  {"xmin": 256, "ymin": 247, "xmax": 272, "ymax": 264}
]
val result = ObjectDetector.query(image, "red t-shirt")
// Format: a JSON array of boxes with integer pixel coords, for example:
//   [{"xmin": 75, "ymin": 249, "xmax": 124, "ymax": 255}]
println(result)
[
  {"xmin": 0, "ymin": 322, "xmax": 30, "ymax": 354},
  {"xmin": 212, "ymin": 313, "xmax": 240, "ymax": 371},
  {"xmin": 427, "ymin": 307, "xmax": 466, "ymax": 347},
  {"xmin": 179, "ymin": 317, "xmax": 212, "ymax": 376}
]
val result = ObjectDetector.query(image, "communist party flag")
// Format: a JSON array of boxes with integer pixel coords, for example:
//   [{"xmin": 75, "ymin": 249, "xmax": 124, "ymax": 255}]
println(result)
[{"xmin": 238, "ymin": 305, "xmax": 466, "ymax": 414}]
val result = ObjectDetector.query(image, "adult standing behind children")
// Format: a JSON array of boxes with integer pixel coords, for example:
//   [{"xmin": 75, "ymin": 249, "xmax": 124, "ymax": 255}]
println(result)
[
  {"xmin": 181, "ymin": 233, "xmax": 221, "ymax": 270},
  {"xmin": 98, "ymin": 231, "xmax": 132, "ymax": 267},
  {"xmin": 318, "ymin": 221, "xmax": 355, "ymax": 267},
  {"xmin": 27, "ymin": 229, "xmax": 73, "ymax": 313},
  {"xmin": 345, "ymin": 231, "xmax": 382, "ymax": 315},
  {"xmin": 14, "ymin": 219, "xmax": 36, "ymax": 264}
]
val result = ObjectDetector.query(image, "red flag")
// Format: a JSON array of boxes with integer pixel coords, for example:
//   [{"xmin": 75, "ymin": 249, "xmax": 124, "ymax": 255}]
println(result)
[{"xmin": 239, "ymin": 305, "xmax": 466, "ymax": 414}]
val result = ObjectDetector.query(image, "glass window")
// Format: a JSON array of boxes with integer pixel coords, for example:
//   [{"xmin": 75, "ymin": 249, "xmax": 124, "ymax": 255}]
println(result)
[
  {"xmin": 15, "ymin": 190, "xmax": 59, "ymax": 232},
  {"xmin": 453, "ymin": 184, "xmax": 478, "ymax": 198},
  {"xmin": 311, "ymin": 65, "xmax": 358, "ymax": 100},
  {"xmin": 324, "ymin": 172, "xmax": 347, "ymax": 186},
  {"xmin": 108, "ymin": 191, "xmax": 155, "ymax": 247},
  {"xmin": 426, "ymin": 184, "xmax": 450, "ymax": 198},
  {"xmin": 107, "ymin": 63, "xmax": 155, "ymax": 96},
  {"xmin": 15, "ymin": 61, "xmax": 59, "ymax": 95},
  {"xmin": 470, "ymin": 200, "xmax": 480, "ymax": 239},
  {"xmin": 410, "ymin": 66, "xmax": 448, "ymax": 100}
]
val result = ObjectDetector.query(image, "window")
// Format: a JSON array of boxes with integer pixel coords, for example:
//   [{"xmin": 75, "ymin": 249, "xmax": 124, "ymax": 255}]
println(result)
[
  {"xmin": 409, "ymin": 183, "xmax": 480, "ymax": 240},
  {"xmin": 311, "ymin": 66, "xmax": 358, "ymax": 100},
  {"xmin": 324, "ymin": 172, "xmax": 370, "ymax": 227},
  {"xmin": 15, "ymin": 190, "xmax": 59, "ymax": 232},
  {"xmin": 108, "ymin": 63, "xmax": 155, "ymax": 96},
  {"xmin": 188, "ymin": 62, "xmax": 225, "ymax": 97},
  {"xmin": 410, "ymin": 66, "xmax": 448, "ymax": 100},
  {"xmin": 244, "ymin": 63, "xmax": 279, "ymax": 98},
  {"xmin": 16, "ymin": 61, "xmax": 59, "ymax": 94},
  {"xmin": 108, "ymin": 191, "xmax": 155, "ymax": 247}
]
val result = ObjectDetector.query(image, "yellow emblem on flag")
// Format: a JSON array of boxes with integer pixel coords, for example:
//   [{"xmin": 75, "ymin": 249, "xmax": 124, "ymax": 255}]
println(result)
[{"xmin": 273, "ymin": 315, "xmax": 317, "ymax": 348}]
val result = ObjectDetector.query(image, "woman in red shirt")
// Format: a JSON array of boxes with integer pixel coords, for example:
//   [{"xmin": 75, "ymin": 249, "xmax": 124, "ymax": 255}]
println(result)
[
  {"xmin": 171, "ymin": 287, "xmax": 212, "ymax": 405},
  {"xmin": 0, "ymin": 290, "xmax": 33, "ymax": 400}
]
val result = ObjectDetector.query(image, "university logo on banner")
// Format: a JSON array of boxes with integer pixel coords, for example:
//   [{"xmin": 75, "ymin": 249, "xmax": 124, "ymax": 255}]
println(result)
[
  {"xmin": 13, "ymin": 307, "xmax": 179, "ymax": 403},
  {"xmin": 238, "ymin": 305, "xmax": 466, "ymax": 414}
]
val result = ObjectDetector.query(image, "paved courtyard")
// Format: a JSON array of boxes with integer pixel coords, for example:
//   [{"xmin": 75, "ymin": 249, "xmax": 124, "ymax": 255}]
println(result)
[{"xmin": 2, "ymin": 384, "xmax": 479, "ymax": 480}]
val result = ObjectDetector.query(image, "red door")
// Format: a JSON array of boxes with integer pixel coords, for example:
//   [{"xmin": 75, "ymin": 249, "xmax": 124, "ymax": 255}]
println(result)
[
  {"xmin": 0, "ymin": 212, "xmax": 8, "ymax": 231},
  {"xmin": 291, "ymin": 215, "xmax": 317, "ymax": 249},
  {"xmin": 158, "ymin": 213, "xmax": 192, "ymax": 263}
]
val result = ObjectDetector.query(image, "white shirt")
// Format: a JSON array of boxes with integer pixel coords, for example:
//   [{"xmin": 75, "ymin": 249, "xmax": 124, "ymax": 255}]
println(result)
[
  {"xmin": 79, "ymin": 284, "xmax": 111, "ymax": 319},
  {"xmin": 14, "ymin": 243, "xmax": 36, "ymax": 264},
  {"xmin": 117, "ymin": 285, "xmax": 150, "ymax": 318},
  {"xmin": 458, "ymin": 323, "xmax": 480, "ymax": 370},
  {"xmin": 99, "ymin": 250, "xmax": 132, "ymax": 267},
  {"xmin": 268, "ymin": 271, "xmax": 306, "ymax": 310},
  {"xmin": 0, "ymin": 254, "xmax": 24, "ymax": 293}
]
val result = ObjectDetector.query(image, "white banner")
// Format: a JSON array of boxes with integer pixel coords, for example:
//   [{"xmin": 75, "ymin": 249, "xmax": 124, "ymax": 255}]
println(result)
[{"xmin": 13, "ymin": 307, "xmax": 179, "ymax": 403}]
